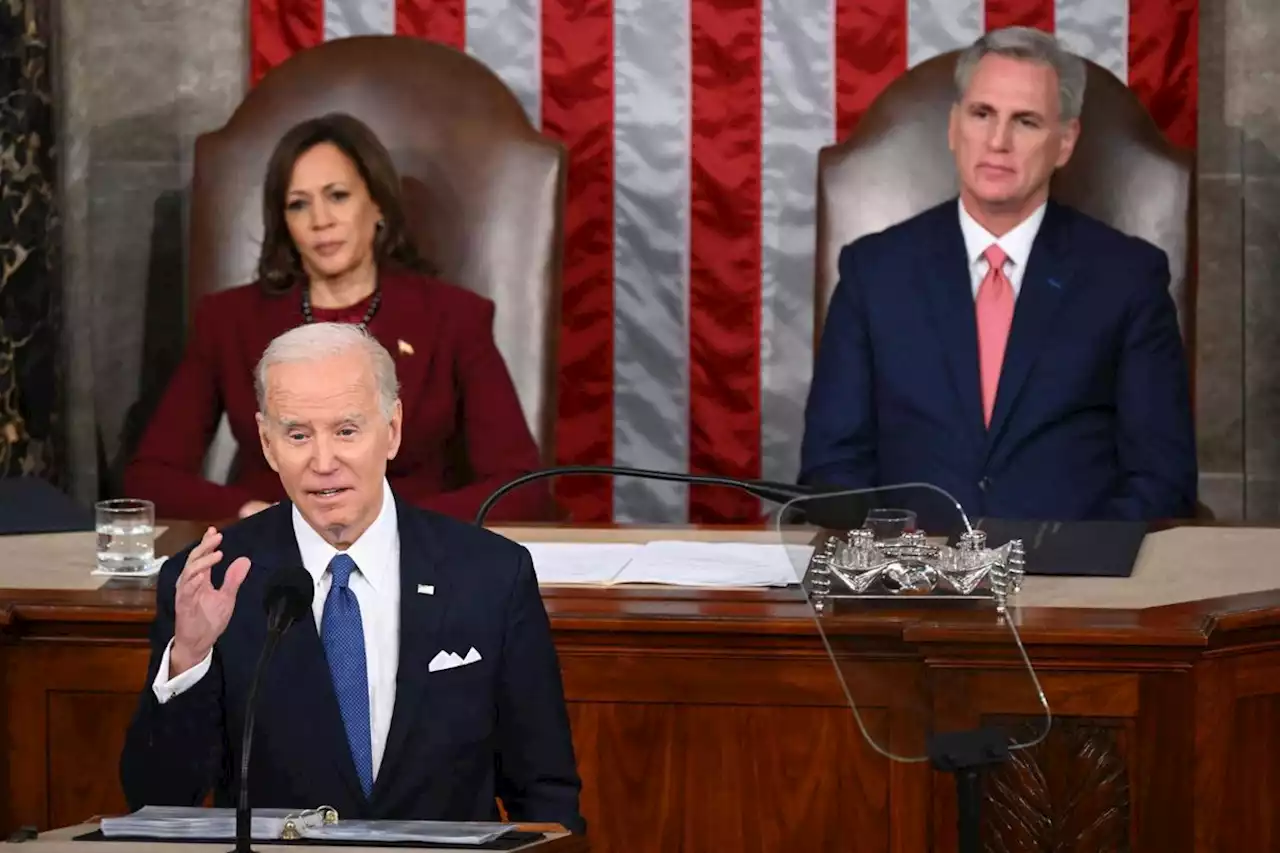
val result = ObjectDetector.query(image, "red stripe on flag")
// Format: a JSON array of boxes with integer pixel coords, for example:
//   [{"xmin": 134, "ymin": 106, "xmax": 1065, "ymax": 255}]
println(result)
[
  {"xmin": 249, "ymin": 0, "xmax": 323, "ymax": 85},
  {"xmin": 542, "ymin": 0, "xmax": 615, "ymax": 523},
  {"xmin": 834, "ymin": 0, "xmax": 908, "ymax": 140},
  {"xmin": 688, "ymin": 0, "xmax": 764, "ymax": 524},
  {"xmin": 1129, "ymin": 0, "xmax": 1198, "ymax": 149},
  {"xmin": 397, "ymin": 0, "xmax": 465, "ymax": 50},
  {"xmin": 985, "ymin": 0, "xmax": 1054, "ymax": 31}
]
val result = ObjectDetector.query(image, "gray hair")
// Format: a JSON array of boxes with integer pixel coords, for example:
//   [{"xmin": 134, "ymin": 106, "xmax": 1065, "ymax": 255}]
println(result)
[
  {"xmin": 955, "ymin": 26, "xmax": 1087, "ymax": 122},
  {"xmin": 254, "ymin": 322, "xmax": 400, "ymax": 421}
]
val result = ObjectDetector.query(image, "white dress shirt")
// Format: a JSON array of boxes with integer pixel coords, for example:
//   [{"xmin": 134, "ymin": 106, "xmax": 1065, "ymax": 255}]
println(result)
[
  {"xmin": 957, "ymin": 199, "xmax": 1047, "ymax": 300},
  {"xmin": 152, "ymin": 479, "xmax": 402, "ymax": 781}
]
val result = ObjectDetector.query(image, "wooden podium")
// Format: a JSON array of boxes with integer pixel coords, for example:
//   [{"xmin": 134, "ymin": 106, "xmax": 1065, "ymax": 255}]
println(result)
[
  {"xmin": 1, "ymin": 521, "xmax": 1279, "ymax": 852},
  {"xmin": 9, "ymin": 823, "xmax": 585, "ymax": 851}
]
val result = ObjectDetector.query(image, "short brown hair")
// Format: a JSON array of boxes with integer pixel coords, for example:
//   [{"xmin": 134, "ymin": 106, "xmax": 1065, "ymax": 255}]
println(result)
[{"xmin": 257, "ymin": 112, "xmax": 433, "ymax": 294}]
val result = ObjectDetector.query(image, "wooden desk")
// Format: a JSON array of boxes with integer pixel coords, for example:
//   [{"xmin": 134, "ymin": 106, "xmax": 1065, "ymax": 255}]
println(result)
[
  {"xmin": 1, "ymin": 522, "xmax": 1278, "ymax": 853},
  {"xmin": 12, "ymin": 822, "xmax": 585, "ymax": 851}
]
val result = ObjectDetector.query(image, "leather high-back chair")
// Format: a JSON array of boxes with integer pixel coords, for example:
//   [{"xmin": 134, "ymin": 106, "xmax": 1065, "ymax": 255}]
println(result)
[
  {"xmin": 815, "ymin": 51, "xmax": 1194, "ymax": 345},
  {"xmin": 188, "ymin": 35, "xmax": 566, "ymax": 470}
]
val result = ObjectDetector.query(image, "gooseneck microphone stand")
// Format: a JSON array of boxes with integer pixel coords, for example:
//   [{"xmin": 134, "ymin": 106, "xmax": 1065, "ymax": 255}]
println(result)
[
  {"xmin": 232, "ymin": 566, "xmax": 313, "ymax": 853},
  {"xmin": 474, "ymin": 464, "xmax": 817, "ymax": 526}
]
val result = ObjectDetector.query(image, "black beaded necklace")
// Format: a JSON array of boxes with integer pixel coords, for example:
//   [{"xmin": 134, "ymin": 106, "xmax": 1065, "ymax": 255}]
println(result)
[{"xmin": 300, "ymin": 284, "xmax": 382, "ymax": 330}]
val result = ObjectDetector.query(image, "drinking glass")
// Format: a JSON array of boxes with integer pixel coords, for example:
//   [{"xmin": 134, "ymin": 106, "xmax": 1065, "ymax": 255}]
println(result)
[
  {"xmin": 863, "ymin": 508, "xmax": 917, "ymax": 541},
  {"xmin": 95, "ymin": 498, "xmax": 155, "ymax": 573}
]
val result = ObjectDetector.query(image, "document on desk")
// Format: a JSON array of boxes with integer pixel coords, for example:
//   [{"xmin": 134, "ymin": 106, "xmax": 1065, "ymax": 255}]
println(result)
[
  {"xmin": 523, "ymin": 542, "xmax": 642, "ymax": 584},
  {"xmin": 523, "ymin": 540, "xmax": 810, "ymax": 587},
  {"xmin": 100, "ymin": 806, "xmax": 299, "ymax": 840},
  {"xmin": 98, "ymin": 806, "xmax": 517, "ymax": 844},
  {"xmin": 616, "ymin": 541, "xmax": 807, "ymax": 587}
]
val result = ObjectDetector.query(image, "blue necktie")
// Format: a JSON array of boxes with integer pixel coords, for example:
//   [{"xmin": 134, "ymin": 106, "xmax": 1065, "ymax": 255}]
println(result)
[{"xmin": 321, "ymin": 553, "xmax": 373, "ymax": 797}]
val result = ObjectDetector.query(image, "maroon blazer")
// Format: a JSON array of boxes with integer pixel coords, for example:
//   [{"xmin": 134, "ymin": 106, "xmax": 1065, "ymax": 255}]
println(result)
[{"xmin": 123, "ymin": 270, "xmax": 548, "ymax": 522}]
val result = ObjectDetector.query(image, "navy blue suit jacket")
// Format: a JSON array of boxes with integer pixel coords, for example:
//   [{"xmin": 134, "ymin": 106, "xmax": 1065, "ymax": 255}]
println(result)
[
  {"xmin": 800, "ymin": 199, "xmax": 1197, "ymax": 531},
  {"xmin": 120, "ymin": 494, "xmax": 584, "ymax": 833}
]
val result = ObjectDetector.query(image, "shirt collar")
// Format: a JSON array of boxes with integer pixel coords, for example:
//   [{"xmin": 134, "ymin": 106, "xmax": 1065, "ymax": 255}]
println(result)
[
  {"xmin": 292, "ymin": 478, "xmax": 399, "ymax": 591},
  {"xmin": 957, "ymin": 198, "xmax": 1047, "ymax": 271}
]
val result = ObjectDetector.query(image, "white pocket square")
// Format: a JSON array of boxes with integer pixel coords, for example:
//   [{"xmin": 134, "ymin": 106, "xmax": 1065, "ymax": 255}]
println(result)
[{"xmin": 429, "ymin": 647, "xmax": 482, "ymax": 672}]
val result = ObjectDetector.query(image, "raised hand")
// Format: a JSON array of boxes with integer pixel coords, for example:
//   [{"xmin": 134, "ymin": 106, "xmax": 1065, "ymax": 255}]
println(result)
[{"xmin": 170, "ymin": 527, "xmax": 252, "ymax": 677}]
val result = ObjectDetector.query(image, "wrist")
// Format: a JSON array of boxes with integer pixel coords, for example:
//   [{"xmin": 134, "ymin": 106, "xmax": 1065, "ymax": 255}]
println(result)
[{"xmin": 170, "ymin": 641, "xmax": 209, "ymax": 677}]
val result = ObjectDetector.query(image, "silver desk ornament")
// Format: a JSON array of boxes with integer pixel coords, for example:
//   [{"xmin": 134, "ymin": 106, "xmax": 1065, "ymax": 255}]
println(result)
[{"xmin": 805, "ymin": 527, "xmax": 1025, "ymax": 614}]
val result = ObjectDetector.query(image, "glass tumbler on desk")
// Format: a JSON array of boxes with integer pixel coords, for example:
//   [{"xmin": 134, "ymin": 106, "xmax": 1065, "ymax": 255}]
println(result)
[
  {"xmin": 95, "ymin": 498, "xmax": 155, "ymax": 573},
  {"xmin": 863, "ymin": 508, "xmax": 917, "ymax": 540}
]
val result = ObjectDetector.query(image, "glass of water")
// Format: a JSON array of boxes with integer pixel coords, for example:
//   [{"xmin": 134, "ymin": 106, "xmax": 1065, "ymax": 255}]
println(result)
[
  {"xmin": 95, "ymin": 498, "xmax": 155, "ymax": 574},
  {"xmin": 863, "ymin": 508, "xmax": 917, "ymax": 541}
]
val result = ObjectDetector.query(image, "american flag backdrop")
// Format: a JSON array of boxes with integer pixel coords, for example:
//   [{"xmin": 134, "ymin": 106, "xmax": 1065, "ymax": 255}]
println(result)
[{"xmin": 250, "ymin": 0, "xmax": 1198, "ymax": 524}]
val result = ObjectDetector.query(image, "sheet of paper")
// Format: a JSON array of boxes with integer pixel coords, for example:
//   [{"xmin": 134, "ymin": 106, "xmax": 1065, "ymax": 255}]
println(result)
[
  {"xmin": 612, "ymin": 541, "xmax": 810, "ymax": 587},
  {"xmin": 522, "ymin": 542, "xmax": 641, "ymax": 585}
]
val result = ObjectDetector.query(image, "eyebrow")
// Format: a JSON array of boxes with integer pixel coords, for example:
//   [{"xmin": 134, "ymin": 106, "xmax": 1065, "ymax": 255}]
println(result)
[
  {"xmin": 287, "ymin": 182, "xmax": 348, "ymax": 197},
  {"xmin": 968, "ymin": 101, "xmax": 1046, "ymax": 122},
  {"xmin": 276, "ymin": 413, "xmax": 366, "ymax": 430}
]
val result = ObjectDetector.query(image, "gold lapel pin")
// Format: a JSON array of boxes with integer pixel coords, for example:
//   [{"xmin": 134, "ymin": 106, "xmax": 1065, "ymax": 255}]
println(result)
[{"xmin": 397, "ymin": 339, "xmax": 414, "ymax": 356}]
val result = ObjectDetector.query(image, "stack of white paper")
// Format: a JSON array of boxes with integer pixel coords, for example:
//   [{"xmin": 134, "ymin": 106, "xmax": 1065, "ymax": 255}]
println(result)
[
  {"xmin": 305, "ymin": 820, "xmax": 516, "ymax": 844},
  {"xmin": 99, "ymin": 807, "xmax": 517, "ymax": 845},
  {"xmin": 524, "ymin": 540, "xmax": 812, "ymax": 588},
  {"xmin": 100, "ymin": 806, "xmax": 293, "ymax": 840}
]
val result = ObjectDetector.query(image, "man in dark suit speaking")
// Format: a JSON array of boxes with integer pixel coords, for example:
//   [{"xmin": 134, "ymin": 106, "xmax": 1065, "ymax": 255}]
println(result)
[
  {"xmin": 800, "ymin": 26, "xmax": 1197, "ymax": 531},
  {"xmin": 120, "ymin": 322, "xmax": 584, "ymax": 832}
]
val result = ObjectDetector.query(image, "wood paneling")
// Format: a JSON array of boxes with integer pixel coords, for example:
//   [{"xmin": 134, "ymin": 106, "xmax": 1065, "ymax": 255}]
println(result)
[
  {"xmin": 1, "ymin": 522, "xmax": 1280, "ymax": 852},
  {"xmin": 1221, "ymin": 696, "xmax": 1280, "ymax": 852},
  {"xmin": 48, "ymin": 691, "xmax": 139, "ymax": 829},
  {"xmin": 984, "ymin": 719, "xmax": 1132, "ymax": 852}
]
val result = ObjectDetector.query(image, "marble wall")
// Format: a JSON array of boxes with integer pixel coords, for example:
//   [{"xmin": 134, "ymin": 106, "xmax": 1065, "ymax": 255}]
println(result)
[
  {"xmin": 50, "ymin": 0, "xmax": 1280, "ymax": 519},
  {"xmin": 55, "ymin": 0, "xmax": 246, "ymax": 504},
  {"xmin": 1197, "ymin": 0, "xmax": 1280, "ymax": 519},
  {"xmin": 0, "ymin": 0, "xmax": 62, "ymax": 482}
]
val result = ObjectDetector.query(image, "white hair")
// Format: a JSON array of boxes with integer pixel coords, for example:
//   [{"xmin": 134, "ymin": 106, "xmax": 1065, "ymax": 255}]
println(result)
[
  {"xmin": 955, "ymin": 26, "xmax": 1087, "ymax": 122},
  {"xmin": 254, "ymin": 322, "xmax": 399, "ymax": 421}
]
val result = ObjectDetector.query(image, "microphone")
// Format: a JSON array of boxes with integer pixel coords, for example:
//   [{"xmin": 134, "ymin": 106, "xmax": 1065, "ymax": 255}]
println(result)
[
  {"xmin": 233, "ymin": 565, "xmax": 313, "ymax": 853},
  {"xmin": 473, "ymin": 464, "xmax": 869, "ymax": 527}
]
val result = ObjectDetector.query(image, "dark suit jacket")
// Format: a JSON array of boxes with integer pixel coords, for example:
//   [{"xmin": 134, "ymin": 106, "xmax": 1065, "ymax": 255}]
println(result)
[
  {"xmin": 800, "ymin": 199, "xmax": 1197, "ymax": 531},
  {"xmin": 123, "ymin": 269, "xmax": 546, "ymax": 523},
  {"xmin": 119, "ymin": 495, "xmax": 585, "ymax": 833}
]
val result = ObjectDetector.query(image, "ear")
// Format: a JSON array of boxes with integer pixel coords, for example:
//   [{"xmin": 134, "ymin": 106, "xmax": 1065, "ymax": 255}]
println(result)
[
  {"xmin": 386, "ymin": 398, "xmax": 403, "ymax": 461},
  {"xmin": 1055, "ymin": 117, "xmax": 1081, "ymax": 168},
  {"xmin": 256, "ymin": 412, "xmax": 281, "ymax": 474},
  {"xmin": 947, "ymin": 104, "xmax": 960, "ymax": 153}
]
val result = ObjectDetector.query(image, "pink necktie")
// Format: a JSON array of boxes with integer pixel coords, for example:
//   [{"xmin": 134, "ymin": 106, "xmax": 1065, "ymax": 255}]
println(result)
[{"xmin": 976, "ymin": 244, "xmax": 1014, "ymax": 427}]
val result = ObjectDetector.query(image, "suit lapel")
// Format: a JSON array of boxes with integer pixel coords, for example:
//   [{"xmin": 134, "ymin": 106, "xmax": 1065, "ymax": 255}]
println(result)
[
  {"xmin": 920, "ymin": 207, "xmax": 986, "ymax": 441},
  {"xmin": 371, "ymin": 271, "xmax": 439, "ymax": 428},
  {"xmin": 371, "ymin": 497, "xmax": 449, "ymax": 800},
  {"xmin": 983, "ymin": 202, "xmax": 1075, "ymax": 454},
  {"xmin": 250, "ymin": 504, "xmax": 367, "ymax": 806}
]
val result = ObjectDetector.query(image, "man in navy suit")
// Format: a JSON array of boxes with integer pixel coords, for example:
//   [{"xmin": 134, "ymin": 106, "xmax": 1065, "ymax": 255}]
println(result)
[
  {"xmin": 800, "ymin": 26, "xmax": 1196, "ymax": 531},
  {"xmin": 120, "ymin": 322, "xmax": 584, "ymax": 833}
]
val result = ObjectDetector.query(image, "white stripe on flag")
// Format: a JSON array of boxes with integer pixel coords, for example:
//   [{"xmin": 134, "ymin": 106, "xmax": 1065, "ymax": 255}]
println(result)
[
  {"xmin": 760, "ymin": 0, "xmax": 834, "ymax": 496},
  {"xmin": 1056, "ymin": 0, "xmax": 1129, "ymax": 82},
  {"xmin": 466, "ymin": 0, "xmax": 542, "ymax": 128},
  {"xmin": 907, "ymin": 0, "xmax": 983, "ymax": 68},
  {"xmin": 612, "ymin": 0, "xmax": 691, "ymax": 522},
  {"xmin": 324, "ymin": 0, "xmax": 395, "ymax": 40}
]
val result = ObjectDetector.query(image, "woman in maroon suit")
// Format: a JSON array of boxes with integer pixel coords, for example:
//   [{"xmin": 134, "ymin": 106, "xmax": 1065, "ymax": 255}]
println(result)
[{"xmin": 124, "ymin": 113, "xmax": 546, "ymax": 522}]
